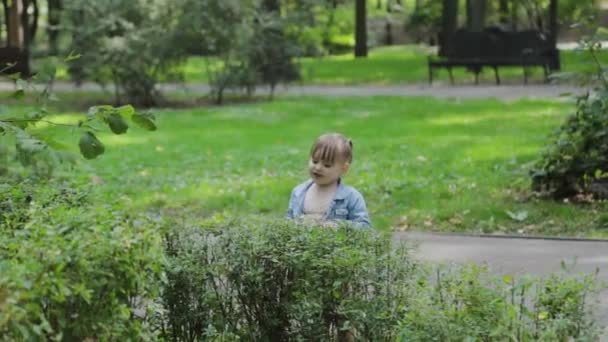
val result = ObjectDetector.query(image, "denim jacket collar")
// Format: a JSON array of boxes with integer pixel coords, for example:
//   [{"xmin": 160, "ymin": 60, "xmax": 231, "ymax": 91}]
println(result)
[
  {"xmin": 296, "ymin": 178, "xmax": 348, "ymax": 199},
  {"xmin": 291, "ymin": 178, "xmax": 347, "ymax": 217}
]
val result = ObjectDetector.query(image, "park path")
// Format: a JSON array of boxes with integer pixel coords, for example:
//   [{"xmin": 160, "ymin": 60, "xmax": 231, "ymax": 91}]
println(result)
[
  {"xmin": 396, "ymin": 232, "xmax": 608, "ymax": 331},
  {"xmin": 0, "ymin": 80, "xmax": 585, "ymax": 100}
]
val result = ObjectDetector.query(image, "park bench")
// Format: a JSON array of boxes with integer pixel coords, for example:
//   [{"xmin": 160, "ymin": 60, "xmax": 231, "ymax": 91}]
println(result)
[
  {"xmin": 0, "ymin": 47, "xmax": 31, "ymax": 77},
  {"xmin": 428, "ymin": 28, "xmax": 555, "ymax": 85}
]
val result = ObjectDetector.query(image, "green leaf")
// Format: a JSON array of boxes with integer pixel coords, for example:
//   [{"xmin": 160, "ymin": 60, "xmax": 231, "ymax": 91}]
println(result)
[
  {"xmin": 106, "ymin": 113, "xmax": 129, "ymax": 134},
  {"xmin": 78, "ymin": 131, "xmax": 105, "ymax": 159},
  {"xmin": 502, "ymin": 275, "xmax": 513, "ymax": 284},
  {"xmin": 131, "ymin": 112, "xmax": 157, "ymax": 131},
  {"xmin": 87, "ymin": 105, "xmax": 114, "ymax": 119},
  {"xmin": 115, "ymin": 105, "xmax": 135, "ymax": 117},
  {"xmin": 64, "ymin": 50, "xmax": 82, "ymax": 63},
  {"xmin": 31, "ymin": 133, "xmax": 71, "ymax": 151}
]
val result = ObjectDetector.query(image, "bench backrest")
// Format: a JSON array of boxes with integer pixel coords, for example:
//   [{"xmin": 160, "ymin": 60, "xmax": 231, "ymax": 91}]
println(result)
[{"xmin": 441, "ymin": 28, "xmax": 550, "ymax": 60}]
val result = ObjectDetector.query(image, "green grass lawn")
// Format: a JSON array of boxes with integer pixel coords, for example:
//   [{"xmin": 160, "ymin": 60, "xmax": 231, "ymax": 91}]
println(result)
[
  {"xmin": 16, "ymin": 95, "xmax": 608, "ymax": 237},
  {"xmin": 179, "ymin": 45, "xmax": 608, "ymax": 84},
  {"xmin": 32, "ymin": 45, "xmax": 608, "ymax": 86}
]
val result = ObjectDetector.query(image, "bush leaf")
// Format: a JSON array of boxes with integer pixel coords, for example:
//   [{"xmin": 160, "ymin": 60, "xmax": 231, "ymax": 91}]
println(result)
[
  {"xmin": 79, "ymin": 131, "xmax": 105, "ymax": 159},
  {"xmin": 132, "ymin": 112, "xmax": 157, "ymax": 131},
  {"xmin": 106, "ymin": 113, "xmax": 129, "ymax": 134}
]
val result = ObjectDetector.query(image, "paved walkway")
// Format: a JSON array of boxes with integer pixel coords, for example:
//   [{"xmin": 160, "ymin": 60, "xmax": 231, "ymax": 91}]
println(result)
[
  {"xmin": 396, "ymin": 232, "xmax": 608, "ymax": 328},
  {"xmin": 0, "ymin": 81, "xmax": 585, "ymax": 100}
]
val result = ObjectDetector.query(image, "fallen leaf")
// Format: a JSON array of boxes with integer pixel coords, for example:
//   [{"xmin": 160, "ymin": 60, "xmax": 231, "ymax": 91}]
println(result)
[
  {"xmin": 91, "ymin": 175, "xmax": 104, "ymax": 185},
  {"xmin": 506, "ymin": 210, "xmax": 528, "ymax": 222}
]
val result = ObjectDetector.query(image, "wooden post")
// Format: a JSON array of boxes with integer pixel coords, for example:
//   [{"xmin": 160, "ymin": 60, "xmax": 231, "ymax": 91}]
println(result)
[
  {"xmin": 354, "ymin": 0, "xmax": 367, "ymax": 57},
  {"xmin": 7, "ymin": 0, "xmax": 24, "ymax": 48}
]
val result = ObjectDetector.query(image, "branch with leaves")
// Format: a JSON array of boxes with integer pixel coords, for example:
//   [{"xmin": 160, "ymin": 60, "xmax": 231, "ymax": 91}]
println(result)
[{"xmin": 0, "ymin": 56, "xmax": 156, "ymax": 165}]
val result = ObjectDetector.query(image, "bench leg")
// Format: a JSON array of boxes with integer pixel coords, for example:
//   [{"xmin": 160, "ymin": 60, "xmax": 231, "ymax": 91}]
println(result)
[
  {"xmin": 474, "ymin": 71, "xmax": 480, "ymax": 85},
  {"xmin": 428, "ymin": 66, "xmax": 433, "ymax": 85},
  {"xmin": 523, "ymin": 66, "xmax": 528, "ymax": 85},
  {"xmin": 448, "ymin": 67, "xmax": 454, "ymax": 85},
  {"xmin": 493, "ymin": 66, "xmax": 500, "ymax": 85},
  {"xmin": 543, "ymin": 64, "xmax": 549, "ymax": 83}
]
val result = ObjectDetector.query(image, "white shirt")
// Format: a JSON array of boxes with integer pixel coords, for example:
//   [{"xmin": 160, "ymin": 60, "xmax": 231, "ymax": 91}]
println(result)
[{"xmin": 302, "ymin": 182, "xmax": 337, "ymax": 223}]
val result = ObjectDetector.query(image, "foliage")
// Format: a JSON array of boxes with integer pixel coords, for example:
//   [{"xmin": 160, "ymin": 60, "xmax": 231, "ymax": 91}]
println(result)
[
  {"xmin": 0, "ymin": 68, "xmax": 156, "ymax": 179},
  {"xmin": 514, "ymin": 0, "xmax": 597, "ymax": 30},
  {"xmin": 531, "ymin": 27, "xmax": 608, "ymax": 199},
  {"xmin": 160, "ymin": 216, "xmax": 600, "ymax": 340},
  {"xmin": 405, "ymin": 1, "xmax": 442, "ymax": 44},
  {"xmin": 160, "ymin": 217, "xmax": 418, "ymax": 340},
  {"xmin": 398, "ymin": 264, "xmax": 600, "ymax": 341},
  {"xmin": 176, "ymin": 0, "xmax": 302, "ymax": 104},
  {"xmin": 0, "ymin": 179, "xmax": 165, "ymax": 341},
  {"xmin": 62, "ymin": 0, "xmax": 184, "ymax": 106}
]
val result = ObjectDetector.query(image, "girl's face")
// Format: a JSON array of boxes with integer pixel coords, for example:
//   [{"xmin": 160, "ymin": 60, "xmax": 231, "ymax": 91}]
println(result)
[{"xmin": 308, "ymin": 152, "xmax": 349, "ymax": 186}]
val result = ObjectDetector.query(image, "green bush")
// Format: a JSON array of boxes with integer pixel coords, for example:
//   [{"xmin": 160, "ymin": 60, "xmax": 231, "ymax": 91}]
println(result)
[
  {"xmin": 62, "ymin": 0, "xmax": 185, "ymax": 106},
  {"xmin": 160, "ymin": 216, "xmax": 600, "ymax": 341},
  {"xmin": 160, "ymin": 217, "xmax": 418, "ymax": 340},
  {"xmin": 531, "ymin": 28, "xmax": 608, "ymax": 199},
  {"xmin": 0, "ymin": 180, "xmax": 165, "ymax": 341},
  {"xmin": 398, "ymin": 264, "xmax": 600, "ymax": 341}
]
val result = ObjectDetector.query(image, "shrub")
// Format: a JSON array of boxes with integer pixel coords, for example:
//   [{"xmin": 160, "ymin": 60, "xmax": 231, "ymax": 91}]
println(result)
[
  {"xmin": 160, "ymin": 216, "xmax": 419, "ymax": 340},
  {"xmin": 531, "ymin": 27, "xmax": 608, "ymax": 199},
  {"xmin": 62, "ymin": 0, "xmax": 184, "ymax": 106},
  {"xmin": 160, "ymin": 216, "xmax": 601, "ymax": 341},
  {"xmin": 398, "ymin": 264, "xmax": 600, "ymax": 341},
  {"xmin": 0, "ymin": 180, "xmax": 165, "ymax": 341}
]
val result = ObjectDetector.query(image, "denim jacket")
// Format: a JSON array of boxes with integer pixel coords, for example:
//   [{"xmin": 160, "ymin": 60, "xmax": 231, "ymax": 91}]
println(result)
[{"xmin": 287, "ymin": 179, "xmax": 371, "ymax": 228}]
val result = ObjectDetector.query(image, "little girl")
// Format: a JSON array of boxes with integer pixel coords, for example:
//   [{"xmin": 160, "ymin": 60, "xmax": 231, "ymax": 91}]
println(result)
[{"xmin": 287, "ymin": 132, "xmax": 371, "ymax": 228}]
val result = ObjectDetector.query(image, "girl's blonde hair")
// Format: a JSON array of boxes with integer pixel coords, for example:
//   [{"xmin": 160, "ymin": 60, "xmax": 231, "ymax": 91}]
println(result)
[{"xmin": 310, "ymin": 133, "xmax": 353, "ymax": 163}]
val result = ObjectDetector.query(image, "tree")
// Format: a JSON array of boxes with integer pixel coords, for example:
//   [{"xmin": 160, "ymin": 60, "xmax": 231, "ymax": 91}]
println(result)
[
  {"xmin": 6, "ymin": 0, "xmax": 24, "ymax": 48},
  {"xmin": 47, "ymin": 0, "xmax": 62, "ymax": 55},
  {"xmin": 466, "ymin": 0, "xmax": 486, "ymax": 32},
  {"xmin": 354, "ymin": 0, "xmax": 367, "ymax": 57},
  {"xmin": 439, "ymin": 0, "xmax": 458, "ymax": 56}
]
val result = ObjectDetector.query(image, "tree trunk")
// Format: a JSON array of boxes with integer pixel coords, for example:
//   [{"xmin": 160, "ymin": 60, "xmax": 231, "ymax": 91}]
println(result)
[
  {"xmin": 2, "ymin": 0, "xmax": 9, "ymax": 44},
  {"xmin": 548, "ymin": 0, "xmax": 558, "ymax": 43},
  {"xmin": 30, "ymin": 0, "xmax": 39, "ymax": 44},
  {"xmin": 7, "ymin": 0, "xmax": 24, "ymax": 48},
  {"xmin": 548, "ymin": 0, "xmax": 560, "ymax": 70},
  {"xmin": 439, "ymin": 0, "xmax": 458, "ymax": 56},
  {"xmin": 466, "ymin": 0, "xmax": 486, "ymax": 32},
  {"xmin": 354, "ymin": 0, "xmax": 367, "ymax": 57},
  {"xmin": 47, "ymin": 0, "xmax": 62, "ymax": 55},
  {"xmin": 498, "ymin": 0, "xmax": 508, "ymax": 25},
  {"xmin": 510, "ymin": 0, "xmax": 518, "ymax": 30}
]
